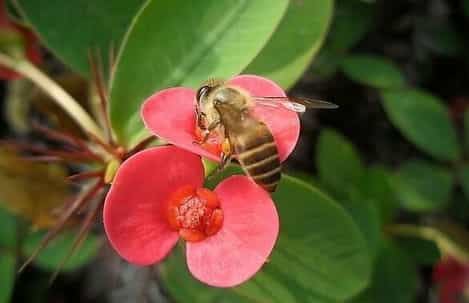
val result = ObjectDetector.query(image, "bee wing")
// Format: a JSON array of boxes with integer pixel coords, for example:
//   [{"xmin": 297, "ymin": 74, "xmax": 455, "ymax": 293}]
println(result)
[{"xmin": 253, "ymin": 96, "xmax": 338, "ymax": 113}]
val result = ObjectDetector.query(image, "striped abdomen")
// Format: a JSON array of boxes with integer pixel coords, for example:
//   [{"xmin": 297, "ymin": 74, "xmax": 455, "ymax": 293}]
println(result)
[{"xmin": 232, "ymin": 123, "xmax": 281, "ymax": 192}]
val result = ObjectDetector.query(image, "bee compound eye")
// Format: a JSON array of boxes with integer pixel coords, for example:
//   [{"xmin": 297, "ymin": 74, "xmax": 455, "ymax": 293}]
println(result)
[{"xmin": 196, "ymin": 86, "xmax": 209, "ymax": 101}]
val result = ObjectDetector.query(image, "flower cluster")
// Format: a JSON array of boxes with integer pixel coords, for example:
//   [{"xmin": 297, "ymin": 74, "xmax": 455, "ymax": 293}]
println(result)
[
  {"xmin": 103, "ymin": 75, "xmax": 300, "ymax": 287},
  {"xmin": 433, "ymin": 257, "xmax": 469, "ymax": 303}
]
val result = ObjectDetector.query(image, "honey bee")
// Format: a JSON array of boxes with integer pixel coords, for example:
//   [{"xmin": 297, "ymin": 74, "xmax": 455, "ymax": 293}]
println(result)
[{"xmin": 195, "ymin": 79, "xmax": 337, "ymax": 192}]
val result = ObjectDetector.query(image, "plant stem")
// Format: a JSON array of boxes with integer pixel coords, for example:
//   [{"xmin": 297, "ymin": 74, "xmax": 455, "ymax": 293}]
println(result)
[
  {"xmin": 387, "ymin": 224, "xmax": 469, "ymax": 262},
  {"xmin": 0, "ymin": 52, "xmax": 105, "ymax": 141}
]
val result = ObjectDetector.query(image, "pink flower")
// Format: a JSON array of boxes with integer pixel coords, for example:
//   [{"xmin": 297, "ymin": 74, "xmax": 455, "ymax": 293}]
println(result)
[
  {"xmin": 0, "ymin": 0, "xmax": 41, "ymax": 80},
  {"xmin": 433, "ymin": 257, "xmax": 469, "ymax": 303},
  {"xmin": 141, "ymin": 74, "xmax": 300, "ymax": 162},
  {"xmin": 103, "ymin": 146, "xmax": 279, "ymax": 287}
]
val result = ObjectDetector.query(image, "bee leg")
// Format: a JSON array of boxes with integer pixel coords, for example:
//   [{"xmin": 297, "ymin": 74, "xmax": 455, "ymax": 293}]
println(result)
[
  {"xmin": 193, "ymin": 120, "xmax": 220, "ymax": 145},
  {"xmin": 206, "ymin": 139, "xmax": 232, "ymax": 179},
  {"xmin": 196, "ymin": 111, "xmax": 207, "ymax": 130}
]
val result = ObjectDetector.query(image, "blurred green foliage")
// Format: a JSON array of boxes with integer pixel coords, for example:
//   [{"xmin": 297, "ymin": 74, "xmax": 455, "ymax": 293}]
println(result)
[
  {"xmin": 381, "ymin": 89, "xmax": 461, "ymax": 161},
  {"xmin": 16, "ymin": 0, "xmax": 144, "ymax": 77},
  {"xmin": 0, "ymin": 0, "xmax": 468, "ymax": 302}
]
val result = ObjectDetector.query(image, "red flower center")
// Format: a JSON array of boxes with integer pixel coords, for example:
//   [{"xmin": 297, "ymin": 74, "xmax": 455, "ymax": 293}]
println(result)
[{"xmin": 166, "ymin": 185, "xmax": 223, "ymax": 242}]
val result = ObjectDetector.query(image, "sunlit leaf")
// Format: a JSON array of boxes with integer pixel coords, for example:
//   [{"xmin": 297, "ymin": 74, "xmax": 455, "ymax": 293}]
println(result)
[
  {"xmin": 316, "ymin": 128, "xmax": 364, "ymax": 197},
  {"xmin": 21, "ymin": 230, "xmax": 101, "ymax": 271},
  {"xmin": 243, "ymin": 0, "xmax": 333, "ymax": 89},
  {"xmin": 381, "ymin": 89, "xmax": 461, "ymax": 161},
  {"xmin": 0, "ymin": 147, "xmax": 69, "ymax": 228},
  {"xmin": 392, "ymin": 159, "xmax": 453, "ymax": 212},
  {"xmin": 16, "ymin": 0, "xmax": 144, "ymax": 76},
  {"xmin": 0, "ymin": 252, "xmax": 15, "ymax": 303},
  {"xmin": 341, "ymin": 55, "xmax": 405, "ymax": 89},
  {"xmin": 163, "ymin": 175, "xmax": 371, "ymax": 302},
  {"xmin": 110, "ymin": 0, "xmax": 289, "ymax": 146}
]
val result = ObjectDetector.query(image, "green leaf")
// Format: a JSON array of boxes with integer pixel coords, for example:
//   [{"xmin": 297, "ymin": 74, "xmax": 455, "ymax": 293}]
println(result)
[
  {"xmin": 243, "ymin": 0, "xmax": 333, "ymax": 89},
  {"xmin": 356, "ymin": 166, "xmax": 398, "ymax": 224},
  {"xmin": 0, "ymin": 252, "xmax": 15, "ymax": 303},
  {"xmin": 16, "ymin": 0, "xmax": 144, "ymax": 77},
  {"xmin": 239, "ymin": 176, "xmax": 370, "ymax": 302},
  {"xmin": 163, "ymin": 176, "xmax": 371, "ymax": 302},
  {"xmin": 311, "ymin": 46, "xmax": 344, "ymax": 78},
  {"xmin": 328, "ymin": 0, "xmax": 374, "ymax": 52},
  {"xmin": 316, "ymin": 128, "xmax": 364, "ymax": 197},
  {"xmin": 340, "ymin": 199, "xmax": 381, "ymax": 260},
  {"xmin": 161, "ymin": 248, "xmax": 225, "ymax": 303},
  {"xmin": 110, "ymin": 0, "xmax": 289, "ymax": 146},
  {"xmin": 21, "ymin": 230, "xmax": 100, "ymax": 271},
  {"xmin": 417, "ymin": 21, "xmax": 463, "ymax": 56},
  {"xmin": 350, "ymin": 240, "xmax": 418, "ymax": 303},
  {"xmin": 381, "ymin": 89, "xmax": 461, "ymax": 161},
  {"xmin": 392, "ymin": 159, "xmax": 453, "ymax": 212},
  {"xmin": 0, "ymin": 207, "xmax": 17, "ymax": 249},
  {"xmin": 341, "ymin": 55, "xmax": 405, "ymax": 89}
]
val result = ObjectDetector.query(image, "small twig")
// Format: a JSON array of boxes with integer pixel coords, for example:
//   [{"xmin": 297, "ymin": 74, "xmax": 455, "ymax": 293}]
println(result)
[
  {"xmin": 21, "ymin": 155, "xmax": 63, "ymax": 162},
  {"xmin": 19, "ymin": 180, "xmax": 104, "ymax": 273},
  {"xmin": 32, "ymin": 121, "xmax": 91, "ymax": 152},
  {"xmin": 49, "ymin": 196, "xmax": 103, "ymax": 283},
  {"xmin": 127, "ymin": 136, "xmax": 156, "ymax": 157},
  {"xmin": 88, "ymin": 50, "xmax": 113, "ymax": 143},
  {"xmin": 0, "ymin": 52, "xmax": 105, "ymax": 141},
  {"xmin": 1, "ymin": 140, "xmax": 104, "ymax": 163},
  {"xmin": 108, "ymin": 42, "xmax": 117, "ymax": 84},
  {"xmin": 386, "ymin": 224, "xmax": 469, "ymax": 262},
  {"xmin": 87, "ymin": 131, "xmax": 123, "ymax": 160},
  {"xmin": 67, "ymin": 170, "xmax": 103, "ymax": 183}
]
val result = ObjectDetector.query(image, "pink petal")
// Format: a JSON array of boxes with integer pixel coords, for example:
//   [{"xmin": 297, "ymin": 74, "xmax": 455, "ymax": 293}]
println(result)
[
  {"xmin": 141, "ymin": 87, "xmax": 219, "ymax": 161},
  {"xmin": 103, "ymin": 146, "xmax": 204, "ymax": 265},
  {"xmin": 186, "ymin": 176, "xmax": 279, "ymax": 287},
  {"xmin": 228, "ymin": 75, "xmax": 300, "ymax": 161}
]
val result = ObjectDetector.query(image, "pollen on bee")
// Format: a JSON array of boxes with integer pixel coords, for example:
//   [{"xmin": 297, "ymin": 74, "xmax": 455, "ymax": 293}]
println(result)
[
  {"xmin": 194, "ymin": 127, "xmax": 224, "ymax": 156},
  {"xmin": 166, "ymin": 186, "xmax": 223, "ymax": 242}
]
